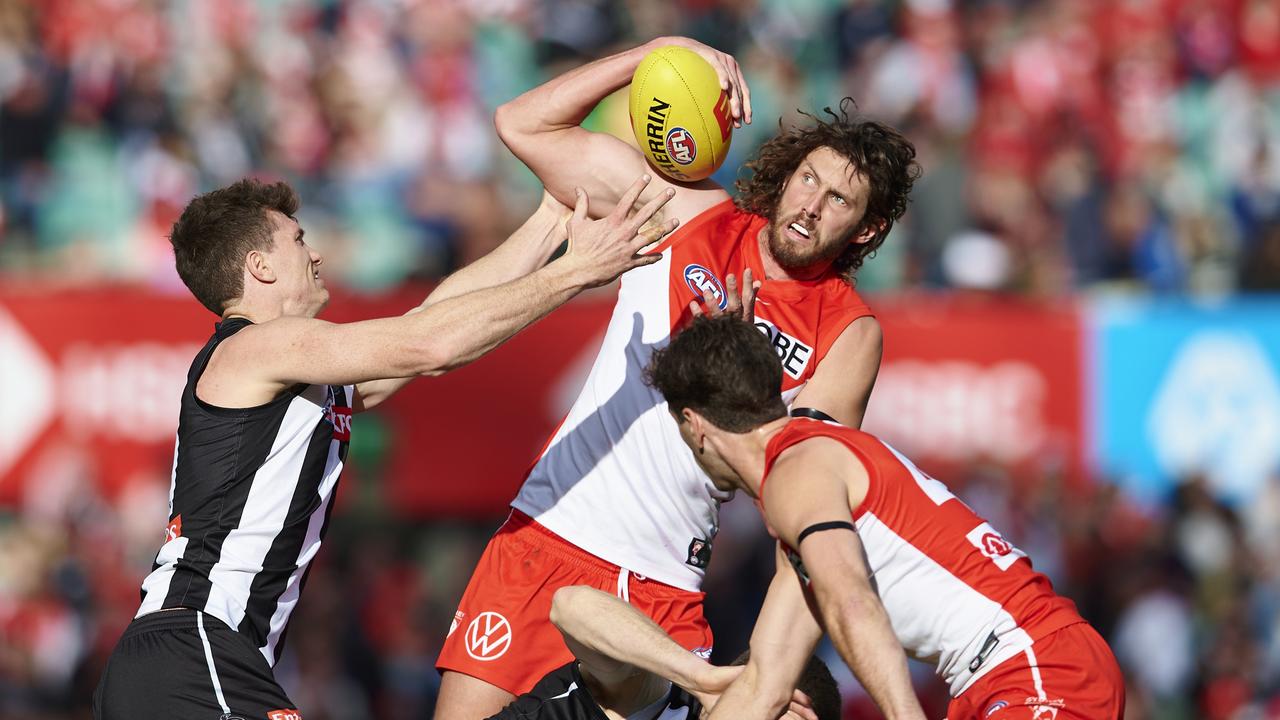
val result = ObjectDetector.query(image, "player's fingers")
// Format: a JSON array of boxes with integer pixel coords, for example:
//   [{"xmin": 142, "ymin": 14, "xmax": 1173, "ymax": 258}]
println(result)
[
  {"xmin": 612, "ymin": 175, "xmax": 651, "ymax": 224},
  {"xmin": 742, "ymin": 269, "xmax": 760, "ymax": 319},
  {"xmin": 784, "ymin": 703, "xmax": 819, "ymax": 720},
  {"xmin": 736, "ymin": 64, "xmax": 752, "ymax": 124},
  {"xmin": 628, "ymin": 252, "xmax": 663, "ymax": 269},
  {"xmin": 571, "ymin": 187, "xmax": 588, "ymax": 226},
  {"xmin": 723, "ymin": 273, "xmax": 741, "ymax": 314},
  {"xmin": 689, "ymin": 299, "xmax": 704, "ymax": 317},
  {"xmin": 626, "ymin": 187, "xmax": 676, "ymax": 234},
  {"xmin": 634, "ymin": 218, "xmax": 679, "ymax": 249}
]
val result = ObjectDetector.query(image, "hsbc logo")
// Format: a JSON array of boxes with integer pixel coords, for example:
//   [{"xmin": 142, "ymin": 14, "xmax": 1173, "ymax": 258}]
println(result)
[
  {"xmin": 465, "ymin": 611, "xmax": 512, "ymax": 661},
  {"xmin": 683, "ymin": 264, "xmax": 727, "ymax": 310},
  {"xmin": 665, "ymin": 127, "xmax": 697, "ymax": 165},
  {"xmin": 754, "ymin": 319, "xmax": 813, "ymax": 379},
  {"xmin": 965, "ymin": 522, "xmax": 1026, "ymax": 571}
]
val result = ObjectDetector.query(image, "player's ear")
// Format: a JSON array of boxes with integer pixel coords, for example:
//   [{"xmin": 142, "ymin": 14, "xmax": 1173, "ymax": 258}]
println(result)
[
  {"xmin": 246, "ymin": 249, "xmax": 276, "ymax": 283},
  {"xmin": 683, "ymin": 409, "xmax": 708, "ymax": 454}
]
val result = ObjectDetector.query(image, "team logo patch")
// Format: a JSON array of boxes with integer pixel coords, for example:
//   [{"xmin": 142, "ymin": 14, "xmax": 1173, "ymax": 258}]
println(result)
[
  {"xmin": 691, "ymin": 646, "xmax": 713, "ymax": 660},
  {"xmin": 1022, "ymin": 697, "xmax": 1065, "ymax": 719},
  {"xmin": 686, "ymin": 537, "xmax": 713, "ymax": 568},
  {"xmin": 465, "ymin": 611, "xmax": 513, "ymax": 661},
  {"xmin": 683, "ymin": 264, "xmax": 727, "ymax": 309},
  {"xmin": 267, "ymin": 711, "xmax": 303, "ymax": 720},
  {"xmin": 965, "ymin": 522, "xmax": 1026, "ymax": 571},
  {"xmin": 165, "ymin": 514, "xmax": 182, "ymax": 542},
  {"xmin": 665, "ymin": 127, "xmax": 697, "ymax": 165},
  {"xmin": 984, "ymin": 700, "xmax": 1009, "ymax": 717}
]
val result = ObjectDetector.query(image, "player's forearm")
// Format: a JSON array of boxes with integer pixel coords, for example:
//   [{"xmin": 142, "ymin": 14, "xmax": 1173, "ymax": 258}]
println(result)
[
  {"xmin": 705, "ymin": 663, "xmax": 788, "ymax": 720},
  {"xmin": 820, "ymin": 589, "xmax": 925, "ymax": 720},
  {"xmin": 404, "ymin": 258, "xmax": 587, "ymax": 376},
  {"xmin": 423, "ymin": 202, "xmax": 565, "ymax": 308},
  {"xmin": 496, "ymin": 40, "xmax": 658, "ymax": 139},
  {"xmin": 550, "ymin": 587, "xmax": 707, "ymax": 691}
]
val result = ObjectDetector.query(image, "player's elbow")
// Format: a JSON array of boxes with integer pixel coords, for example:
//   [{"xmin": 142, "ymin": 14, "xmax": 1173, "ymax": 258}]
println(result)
[
  {"xmin": 495, "ymin": 99, "xmax": 535, "ymax": 152},
  {"xmin": 549, "ymin": 585, "xmax": 591, "ymax": 631}
]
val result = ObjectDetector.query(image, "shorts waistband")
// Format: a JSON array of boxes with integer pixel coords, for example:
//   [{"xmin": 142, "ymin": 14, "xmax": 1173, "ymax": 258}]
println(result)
[
  {"xmin": 502, "ymin": 509, "xmax": 698, "ymax": 595},
  {"xmin": 127, "ymin": 608, "xmax": 229, "ymax": 637}
]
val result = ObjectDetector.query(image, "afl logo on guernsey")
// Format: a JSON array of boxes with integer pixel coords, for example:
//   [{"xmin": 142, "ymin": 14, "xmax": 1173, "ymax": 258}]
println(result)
[
  {"xmin": 683, "ymin": 264, "xmax": 727, "ymax": 309},
  {"xmin": 665, "ymin": 127, "xmax": 697, "ymax": 165}
]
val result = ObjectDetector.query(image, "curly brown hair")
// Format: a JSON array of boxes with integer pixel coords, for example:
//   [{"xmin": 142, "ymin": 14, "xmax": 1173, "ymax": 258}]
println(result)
[
  {"xmin": 735, "ymin": 98, "xmax": 921, "ymax": 282},
  {"xmin": 169, "ymin": 179, "xmax": 299, "ymax": 314}
]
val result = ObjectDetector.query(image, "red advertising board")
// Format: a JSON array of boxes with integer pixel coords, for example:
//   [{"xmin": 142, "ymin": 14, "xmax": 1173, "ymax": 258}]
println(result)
[
  {"xmin": 0, "ymin": 287, "xmax": 1083, "ymax": 516},
  {"xmin": 865, "ymin": 294, "xmax": 1084, "ymax": 486}
]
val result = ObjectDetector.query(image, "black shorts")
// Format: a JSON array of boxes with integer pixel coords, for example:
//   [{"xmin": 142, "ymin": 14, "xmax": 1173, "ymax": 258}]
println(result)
[{"xmin": 93, "ymin": 608, "xmax": 301, "ymax": 720}]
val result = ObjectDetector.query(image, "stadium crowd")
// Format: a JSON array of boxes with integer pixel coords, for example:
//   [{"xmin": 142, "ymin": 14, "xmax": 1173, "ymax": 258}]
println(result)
[{"xmin": 2, "ymin": 0, "xmax": 1280, "ymax": 718}]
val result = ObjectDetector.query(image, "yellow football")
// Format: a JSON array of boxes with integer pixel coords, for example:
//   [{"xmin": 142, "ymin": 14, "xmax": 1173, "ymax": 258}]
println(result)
[{"xmin": 629, "ymin": 46, "xmax": 733, "ymax": 182}]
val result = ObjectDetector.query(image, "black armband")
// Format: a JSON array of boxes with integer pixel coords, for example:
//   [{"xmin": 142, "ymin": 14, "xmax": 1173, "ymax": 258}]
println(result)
[
  {"xmin": 797, "ymin": 520, "xmax": 856, "ymax": 545},
  {"xmin": 790, "ymin": 407, "xmax": 837, "ymax": 423}
]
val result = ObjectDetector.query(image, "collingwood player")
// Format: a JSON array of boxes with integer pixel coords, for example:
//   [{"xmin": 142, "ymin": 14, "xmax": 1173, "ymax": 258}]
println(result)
[
  {"xmin": 93, "ymin": 176, "xmax": 677, "ymax": 720},
  {"xmin": 491, "ymin": 585, "xmax": 839, "ymax": 720}
]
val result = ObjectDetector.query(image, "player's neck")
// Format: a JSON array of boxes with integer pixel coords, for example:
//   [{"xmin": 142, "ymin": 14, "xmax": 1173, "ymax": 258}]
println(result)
[{"xmin": 722, "ymin": 417, "xmax": 791, "ymax": 497}]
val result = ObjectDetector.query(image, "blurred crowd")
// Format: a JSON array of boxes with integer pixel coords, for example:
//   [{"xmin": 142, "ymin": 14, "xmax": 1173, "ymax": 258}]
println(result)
[
  {"xmin": 4, "ymin": 0, "xmax": 1280, "ymax": 719},
  {"xmin": 1, "ymin": 0, "xmax": 1280, "ymax": 293}
]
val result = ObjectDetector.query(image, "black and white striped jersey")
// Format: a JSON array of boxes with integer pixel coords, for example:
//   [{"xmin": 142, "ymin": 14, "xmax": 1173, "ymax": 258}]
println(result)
[
  {"xmin": 490, "ymin": 662, "xmax": 701, "ymax": 720},
  {"xmin": 137, "ymin": 317, "xmax": 353, "ymax": 667}
]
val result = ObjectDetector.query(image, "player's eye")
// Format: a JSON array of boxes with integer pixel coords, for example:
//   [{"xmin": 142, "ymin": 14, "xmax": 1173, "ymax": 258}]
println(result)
[
  {"xmin": 830, "ymin": 194, "xmax": 847, "ymax": 207},
  {"xmin": 802, "ymin": 173, "xmax": 815, "ymax": 185}
]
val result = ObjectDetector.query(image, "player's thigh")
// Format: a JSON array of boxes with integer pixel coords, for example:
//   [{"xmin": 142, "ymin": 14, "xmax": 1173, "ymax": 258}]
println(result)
[{"xmin": 434, "ymin": 671, "xmax": 517, "ymax": 720}]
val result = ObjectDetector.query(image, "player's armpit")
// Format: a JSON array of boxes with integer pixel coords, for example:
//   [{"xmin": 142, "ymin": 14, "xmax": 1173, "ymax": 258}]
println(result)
[{"xmin": 791, "ymin": 316, "xmax": 882, "ymax": 428}]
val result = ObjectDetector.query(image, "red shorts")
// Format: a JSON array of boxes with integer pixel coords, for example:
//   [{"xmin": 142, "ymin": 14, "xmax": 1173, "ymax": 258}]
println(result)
[
  {"xmin": 436, "ymin": 510, "xmax": 713, "ymax": 695},
  {"xmin": 947, "ymin": 623, "xmax": 1125, "ymax": 720}
]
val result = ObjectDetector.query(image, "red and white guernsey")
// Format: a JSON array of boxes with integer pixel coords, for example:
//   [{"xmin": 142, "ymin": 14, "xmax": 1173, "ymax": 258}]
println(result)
[
  {"xmin": 762, "ymin": 419, "xmax": 1084, "ymax": 697},
  {"xmin": 512, "ymin": 200, "xmax": 872, "ymax": 591}
]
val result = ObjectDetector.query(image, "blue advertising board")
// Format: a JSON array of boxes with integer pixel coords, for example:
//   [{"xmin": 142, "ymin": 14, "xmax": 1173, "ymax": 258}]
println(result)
[{"xmin": 1090, "ymin": 296, "xmax": 1280, "ymax": 506}]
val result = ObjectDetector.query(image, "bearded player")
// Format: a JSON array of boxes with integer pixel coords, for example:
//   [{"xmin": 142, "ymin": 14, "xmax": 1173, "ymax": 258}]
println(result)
[
  {"xmin": 646, "ymin": 316, "xmax": 1124, "ymax": 720},
  {"xmin": 434, "ymin": 36, "xmax": 920, "ymax": 718}
]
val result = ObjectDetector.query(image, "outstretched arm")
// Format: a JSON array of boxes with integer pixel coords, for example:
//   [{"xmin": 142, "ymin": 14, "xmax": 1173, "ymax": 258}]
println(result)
[
  {"xmin": 549, "ymin": 586, "xmax": 736, "ymax": 706},
  {"xmin": 207, "ymin": 178, "xmax": 678, "ymax": 411},
  {"xmin": 353, "ymin": 192, "xmax": 572, "ymax": 410},
  {"xmin": 790, "ymin": 315, "xmax": 883, "ymax": 428}
]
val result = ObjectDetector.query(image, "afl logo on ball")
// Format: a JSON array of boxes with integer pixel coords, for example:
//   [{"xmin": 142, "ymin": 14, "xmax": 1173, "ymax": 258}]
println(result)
[
  {"xmin": 465, "ymin": 611, "xmax": 512, "ymax": 661},
  {"xmin": 665, "ymin": 127, "xmax": 697, "ymax": 165},
  {"xmin": 683, "ymin": 264, "xmax": 727, "ymax": 310}
]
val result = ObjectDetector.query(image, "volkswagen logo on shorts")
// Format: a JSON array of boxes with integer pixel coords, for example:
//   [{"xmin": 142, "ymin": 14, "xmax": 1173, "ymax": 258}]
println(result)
[{"xmin": 465, "ymin": 611, "xmax": 513, "ymax": 661}]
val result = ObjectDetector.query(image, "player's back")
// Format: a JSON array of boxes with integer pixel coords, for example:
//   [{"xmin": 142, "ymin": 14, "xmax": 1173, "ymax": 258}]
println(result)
[
  {"xmin": 763, "ymin": 419, "xmax": 1084, "ymax": 696},
  {"xmin": 513, "ymin": 201, "xmax": 873, "ymax": 591}
]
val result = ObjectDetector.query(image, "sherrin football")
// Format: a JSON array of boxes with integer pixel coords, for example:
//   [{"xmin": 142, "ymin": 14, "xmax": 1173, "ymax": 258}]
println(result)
[{"xmin": 629, "ymin": 46, "xmax": 733, "ymax": 183}]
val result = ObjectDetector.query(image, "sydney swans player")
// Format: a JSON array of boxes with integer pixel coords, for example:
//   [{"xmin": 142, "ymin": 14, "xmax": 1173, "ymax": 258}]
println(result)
[
  {"xmin": 646, "ymin": 317, "xmax": 1124, "ymax": 720},
  {"xmin": 434, "ymin": 36, "xmax": 921, "ymax": 718},
  {"xmin": 92, "ymin": 177, "xmax": 675, "ymax": 720}
]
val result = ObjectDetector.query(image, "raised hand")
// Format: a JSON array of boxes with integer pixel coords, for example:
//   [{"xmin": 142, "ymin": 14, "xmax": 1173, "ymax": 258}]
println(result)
[
  {"xmin": 657, "ymin": 37, "xmax": 752, "ymax": 127},
  {"xmin": 690, "ymin": 268, "xmax": 761, "ymax": 323},
  {"xmin": 559, "ymin": 175, "xmax": 680, "ymax": 288}
]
